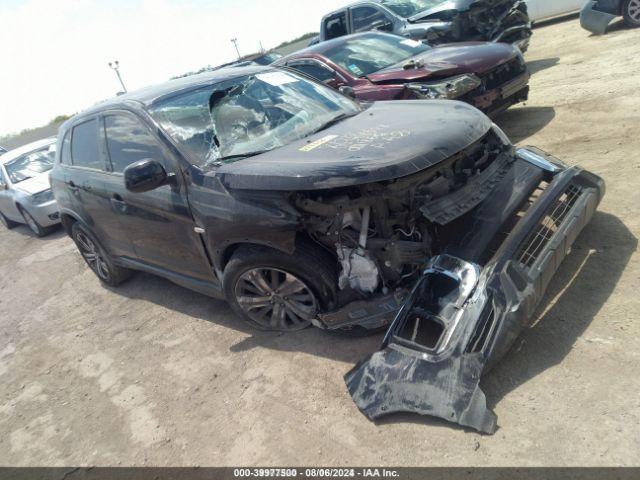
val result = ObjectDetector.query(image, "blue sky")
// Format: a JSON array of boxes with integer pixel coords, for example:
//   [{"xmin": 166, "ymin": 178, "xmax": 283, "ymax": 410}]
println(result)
[{"xmin": 0, "ymin": 0, "xmax": 348, "ymax": 136}]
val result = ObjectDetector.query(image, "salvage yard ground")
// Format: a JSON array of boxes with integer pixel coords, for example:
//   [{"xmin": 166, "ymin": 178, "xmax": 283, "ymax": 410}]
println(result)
[{"xmin": 1, "ymin": 17, "xmax": 639, "ymax": 466}]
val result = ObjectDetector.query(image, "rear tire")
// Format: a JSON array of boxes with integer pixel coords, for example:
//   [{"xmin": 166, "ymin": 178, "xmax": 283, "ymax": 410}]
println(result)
[
  {"xmin": 17, "ymin": 205, "xmax": 54, "ymax": 237},
  {"xmin": 624, "ymin": 0, "xmax": 640, "ymax": 27},
  {"xmin": 0, "ymin": 211, "xmax": 18, "ymax": 230},
  {"xmin": 223, "ymin": 242, "xmax": 337, "ymax": 332},
  {"xmin": 71, "ymin": 222, "xmax": 133, "ymax": 287}
]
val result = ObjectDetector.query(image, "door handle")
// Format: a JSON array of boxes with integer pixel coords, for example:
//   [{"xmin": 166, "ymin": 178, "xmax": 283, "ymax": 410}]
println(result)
[
  {"xmin": 68, "ymin": 181, "xmax": 79, "ymax": 192},
  {"xmin": 112, "ymin": 194, "xmax": 125, "ymax": 203},
  {"xmin": 110, "ymin": 194, "xmax": 128, "ymax": 214}
]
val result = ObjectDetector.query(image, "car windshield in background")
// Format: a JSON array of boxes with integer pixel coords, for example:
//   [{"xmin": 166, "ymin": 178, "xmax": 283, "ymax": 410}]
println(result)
[
  {"xmin": 381, "ymin": 0, "xmax": 447, "ymax": 18},
  {"xmin": 149, "ymin": 70, "xmax": 360, "ymax": 167},
  {"xmin": 254, "ymin": 53, "xmax": 283, "ymax": 65},
  {"xmin": 5, "ymin": 146, "xmax": 56, "ymax": 184},
  {"xmin": 324, "ymin": 34, "xmax": 430, "ymax": 77}
]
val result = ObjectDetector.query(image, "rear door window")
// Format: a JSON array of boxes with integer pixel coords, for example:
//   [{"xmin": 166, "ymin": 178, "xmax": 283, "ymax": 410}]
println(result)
[
  {"xmin": 71, "ymin": 119, "xmax": 104, "ymax": 170},
  {"xmin": 104, "ymin": 114, "xmax": 165, "ymax": 173},
  {"xmin": 289, "ymin": 62, "xmax": 336, "ymax": 83},
  {"xmin": 324, "ymin": 12, "xmax": 348, "ymax": 39}
]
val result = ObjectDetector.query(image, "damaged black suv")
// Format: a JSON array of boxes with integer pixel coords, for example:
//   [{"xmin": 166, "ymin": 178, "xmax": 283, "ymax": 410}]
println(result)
[{"xmin": 51, "ymin": 67, "xmax": 603, "ymax": 432}]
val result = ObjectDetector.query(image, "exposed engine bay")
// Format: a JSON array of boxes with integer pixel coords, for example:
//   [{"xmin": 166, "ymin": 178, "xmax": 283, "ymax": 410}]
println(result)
[{"xmin": 294, "ymin": 129, "xmax": 511, "ymax": 320}]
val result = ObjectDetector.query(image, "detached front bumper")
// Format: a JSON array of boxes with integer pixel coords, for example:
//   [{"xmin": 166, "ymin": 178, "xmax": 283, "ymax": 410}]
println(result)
[
  {"xmin": 580, "ymin": 0, "xmax": 618, "ymax": 34},
  {"xmin": 345, "ymin": 148, "xmax": 604, "ymax": 433},
  {"xmin": 28, "ymin": 199, "xmax": 61, "ymax": 227}
]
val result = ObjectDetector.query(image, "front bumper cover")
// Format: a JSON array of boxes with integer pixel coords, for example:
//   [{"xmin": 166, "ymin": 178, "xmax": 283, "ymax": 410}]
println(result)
[
  {"xmin": 28, "ymin": 199, "xmax": 61, "ymax": 227},
  {"xmin": 345, "ymin": 148, "xmax": 605, "ymax": 433}
]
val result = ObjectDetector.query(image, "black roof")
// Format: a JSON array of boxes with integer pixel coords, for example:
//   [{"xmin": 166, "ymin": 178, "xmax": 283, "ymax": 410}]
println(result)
[{"xmin": 63, "ymin": 65, "xmax": 272, "ymax": 128}]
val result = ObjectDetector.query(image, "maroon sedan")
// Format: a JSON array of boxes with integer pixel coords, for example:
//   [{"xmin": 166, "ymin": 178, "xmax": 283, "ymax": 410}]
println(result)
[{"xmin": 275, "ymin": 32, "xmax": 529, "ymax": 117}]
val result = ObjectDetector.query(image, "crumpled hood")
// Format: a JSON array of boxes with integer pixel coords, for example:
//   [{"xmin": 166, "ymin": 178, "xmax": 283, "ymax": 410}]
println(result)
[
  {"xmin": 408, "ymin": 0, "xmax": 503, "ymax": 22},
  {"xmin": 216, "ymin": 100, "xmax": 492, "ymax": 191},
  {"xmin": 367, "ymin": 42, "xmax": 518, "ymax": 84},
  {"xmin": 13, "ymin": 173, "xmax": 51, "ymax": 195}
]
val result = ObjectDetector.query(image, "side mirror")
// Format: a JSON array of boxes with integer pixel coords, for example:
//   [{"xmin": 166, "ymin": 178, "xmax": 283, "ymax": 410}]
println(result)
[
  {"xmin": 323, "ymin": 77, "xmax": 344, "ymax": 89},
  {"xmin": 124, "ymin": 159, "xmax": 169, "ymax": 193},
  {"xmin": 0, "ymin": 184, "xmax": 7, "ymax": 191},
  {"xmin": 339, "ymin": 85, "xmax": 357, "ymax": 99}
]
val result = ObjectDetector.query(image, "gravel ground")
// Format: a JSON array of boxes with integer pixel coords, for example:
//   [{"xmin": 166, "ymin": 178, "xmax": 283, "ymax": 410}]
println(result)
[{"xmin": 0, "ymin": 17, "xmax": 639, "ymax": 467}]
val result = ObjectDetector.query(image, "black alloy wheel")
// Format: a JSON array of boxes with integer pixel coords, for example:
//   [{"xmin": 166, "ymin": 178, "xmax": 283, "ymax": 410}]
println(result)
[
  {"xmin": 234, "ymin": 267, "xmax": 319, "ymax": 331},
  {"xmin": 75, "ymin": 229, "xmax": 112, "ymax": 282}
]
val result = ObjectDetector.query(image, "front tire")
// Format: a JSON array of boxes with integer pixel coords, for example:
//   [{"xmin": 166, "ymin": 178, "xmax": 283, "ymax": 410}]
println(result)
[
  {"xmin": 71, "ymin": 223, "xmax": 133, "ymax": 287},
  {"xmin": 0, "ymin": 210, "xmax": 18, "ymax": 230},
  {"xmin": 223, "ymin": 243, "xmax": 337, "ymax": 331},
  {"xmin": 624, "ymin": 0, "xmax": 640, "ymax": 27},
  {"xmin": 18, "ymin": 205, "xmax": 54, "ymax": 237}
]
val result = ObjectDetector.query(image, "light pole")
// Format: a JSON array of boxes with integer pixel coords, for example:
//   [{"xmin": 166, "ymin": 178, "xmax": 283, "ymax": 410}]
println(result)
[
  {"xmin": 108, "ymin": 60, "xmax": 127, "ymax": 93},
  {"xmin": 230, "ymin": 38, "xmax": 241, "ymax": 60}
]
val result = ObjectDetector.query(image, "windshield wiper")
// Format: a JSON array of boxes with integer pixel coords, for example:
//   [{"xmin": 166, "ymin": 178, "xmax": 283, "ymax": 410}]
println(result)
[
  {"xmin": 312, "ymin": 113, "xmax": 355, "ymax": 135},
  {"xmin": 403, "ymin": 58, "xmax": 425, "ymax": 70},
  {"xmin": 218, "ymin": 151, "xmax": 270, "ymax": 162}
]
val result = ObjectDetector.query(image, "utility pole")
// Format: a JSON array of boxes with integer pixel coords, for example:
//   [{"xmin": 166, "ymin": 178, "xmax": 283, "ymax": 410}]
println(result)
[
  {"xmin": 230, "ymin": 38, "xmax": 241, "ymax": 60},
  {"xmin": 259, "ymin": 41, "xmax": 265, "ymax": 53},
  {"xmin": 108, "ymin": 60, "xmax": 127, "ymax": 93}
]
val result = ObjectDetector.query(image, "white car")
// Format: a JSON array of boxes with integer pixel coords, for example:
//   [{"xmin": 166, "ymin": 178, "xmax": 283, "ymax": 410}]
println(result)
[
  {"xmin": 0, "ymin": 138, "xmax": 60, "ymax": 236},
  {"xmin": 526, "ymin": 0, "xmax": 587, "ymax": 21}
]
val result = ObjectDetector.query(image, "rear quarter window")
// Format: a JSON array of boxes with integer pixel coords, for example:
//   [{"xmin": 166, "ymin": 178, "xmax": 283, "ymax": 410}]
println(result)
[
  {"xmin": 289, "ymin": 63, "xmax": 336, "ymax": 82},
  {"xmin": 71, "ymin": 119, "xmax": 104, "ymax": 170},
  {"xmin": 324, "ymin": 12, "xmax": 348, "ymax": 39},
  {"xmin": 60, "ymin": 131, "xmax": 72, "ymax": 165}
]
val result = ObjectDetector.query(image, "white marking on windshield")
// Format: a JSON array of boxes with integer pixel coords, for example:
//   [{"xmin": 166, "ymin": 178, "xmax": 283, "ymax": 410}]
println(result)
[
  {"xmin": 401, "ymin": 39, "xmax": 423, "ymax": 48},
  {"xmin": 299, "ymin": 135, "xmax": 339, "ymax": 152},
  {"xmin": 256, "ymin": 71, "xmax": 299, "ymax": 86}
]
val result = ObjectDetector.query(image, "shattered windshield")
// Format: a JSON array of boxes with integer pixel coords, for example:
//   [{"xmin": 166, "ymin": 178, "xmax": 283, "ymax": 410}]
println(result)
[
  {"xmin": 149, "ymin": 70, "xmax": 360, "ymax": 167},
  {"xmin": 4, "ymin": 145, "xmax": 55, "ymax": 184},
  {"xmin": 324, "ymin": 34, "xmax": 430, "ymax": 77},
  {"xmin": 381, "ymin": 0, "xmax": 447, "ymax": 18}
]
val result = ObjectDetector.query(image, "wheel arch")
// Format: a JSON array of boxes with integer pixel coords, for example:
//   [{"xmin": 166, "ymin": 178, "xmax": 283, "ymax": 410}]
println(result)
[
  {"xmin": 216, "ymin": 240, "xmax": 294, "ymax": 273},
  {"xmin": 59, "ymin": 210, "xmax": 82, "ymax": 236},
  {"xmin": 215, "ymin": 233, "xmax": 336, "ymax": 273}
]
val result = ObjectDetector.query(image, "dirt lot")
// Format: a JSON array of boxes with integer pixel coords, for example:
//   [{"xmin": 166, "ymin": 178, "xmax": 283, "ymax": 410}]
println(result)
[{"xmin": 1, "ymin": 17, "xmax": 639, "ymax": 467}]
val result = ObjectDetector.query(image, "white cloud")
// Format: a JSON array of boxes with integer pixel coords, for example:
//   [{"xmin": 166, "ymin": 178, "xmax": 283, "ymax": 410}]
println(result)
[{"xmin": 0, "ymin": 0, "xmax": 348, "ymax": 136}]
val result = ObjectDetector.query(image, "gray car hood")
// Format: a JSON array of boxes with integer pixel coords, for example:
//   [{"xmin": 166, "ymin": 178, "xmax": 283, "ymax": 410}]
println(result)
[
  {"xmin": 216, "ymin": 101, "xmax": 491, "ymax": 191},
  {"xmin": 13, "ymin": 173, "xmax": 51, "ymax": 195},
  {"xmin": 408, "ymin": 0, "xmax": 497, "ymax": 22}
]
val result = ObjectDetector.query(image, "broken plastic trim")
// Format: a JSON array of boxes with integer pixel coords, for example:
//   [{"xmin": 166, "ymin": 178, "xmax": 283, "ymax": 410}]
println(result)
[
  {"xmin": 346, "ymin": 255, "xmax": 497, "ymax": 433},
  {"xmin": 385, "ymin": 256, "xmax": 480, "ymax": 355}
]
